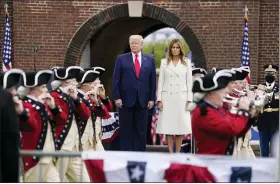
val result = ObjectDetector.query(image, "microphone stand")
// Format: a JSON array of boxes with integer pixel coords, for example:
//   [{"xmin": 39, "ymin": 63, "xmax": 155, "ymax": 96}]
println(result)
[{"xmin": 33, "ymin": 45, "xmax": 39, "ymax": 71}]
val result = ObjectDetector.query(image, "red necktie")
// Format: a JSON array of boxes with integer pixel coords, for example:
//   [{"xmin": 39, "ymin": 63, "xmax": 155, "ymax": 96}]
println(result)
[{"xmin": 134, "ymin": 54, "xmax": 140, "ymax": 77}]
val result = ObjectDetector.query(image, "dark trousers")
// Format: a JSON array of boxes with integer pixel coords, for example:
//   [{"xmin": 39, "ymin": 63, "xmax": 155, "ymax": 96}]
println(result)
[
  {"xmin": 119, "ymin": 100, "xmax": 148, "ymax": 151},
  {"xmin": 259, "ymin": 131, "xmax": 275, "ymax": 157}
]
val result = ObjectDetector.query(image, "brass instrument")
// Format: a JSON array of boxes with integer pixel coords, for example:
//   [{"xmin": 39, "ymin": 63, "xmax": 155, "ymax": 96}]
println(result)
[
  {"xmin": 222, "ymin": 98, "xmax": 239, "ymax": 114},
  {"xmin": 223, "ymin": 98, "xmax": 239, "ymax": 106},
  {"xmin": 225, "ymin": 94, "xmax": 239, "ymax": 100},
  {"xmin": 223, "ymin": 92, "xmax": 269, "ymax": 117},
  {"xmin": 233, "ymin": 88, "xmax": 247, "ymax": 96},
  {"xmin": 249, "ymin": 85, "xmax": 258, "ymax": 91}
]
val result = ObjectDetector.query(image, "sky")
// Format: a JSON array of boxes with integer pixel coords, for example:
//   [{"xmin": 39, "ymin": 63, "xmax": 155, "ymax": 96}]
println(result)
[{"xmin": 143, "ymin": 28, "xmax": 183, "ymax": 43}]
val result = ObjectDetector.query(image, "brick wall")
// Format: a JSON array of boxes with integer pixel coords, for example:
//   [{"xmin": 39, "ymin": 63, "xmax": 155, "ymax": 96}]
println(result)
[
  {"xmin": 258, "ymin": 0, "xmax": 279, "ymax": 83},
  {"xmin": 0, "ymin": 0, "xmax": 278, "ymax": 85}
]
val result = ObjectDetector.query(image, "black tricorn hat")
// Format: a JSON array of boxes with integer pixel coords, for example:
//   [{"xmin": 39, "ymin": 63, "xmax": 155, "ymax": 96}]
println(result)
[
  {"xmin": 211, "ymin": 67, "xmax": 225, "ymax": 73},
  {"xmin": 77, "ymin": 70, "xmax": 100, "ymax": 84},
  {"xmin": 20, "ymin": 70, "xmax": 53, "ymax": 88},
  {"xmin": 264, "ymin": 64, "xmax": 278, "ymax": 73},
  {"xmin": 231, "ymin": 67, "xmax": 249, "ymax": 81},
  {"xmin": 192, "ymin": 69, "xmax": 235, "ymax": 93},
  {"xmin": 93, "ymin": 67, "xmax": 105, "ymax": 77},
  {"xmin": 53, "ymin": 66, "xmax": 83, "ymax": 80},
  {"xmin": 192, "ymin": 68, "xmax": 207, "ymax": 76},
  {"xmin": 51, "ymin": 66, "xmax": 62, "ymax": 70},
  {"xmin": 0, "ymin": 69, "xmax": 24, "ymax": 89}
]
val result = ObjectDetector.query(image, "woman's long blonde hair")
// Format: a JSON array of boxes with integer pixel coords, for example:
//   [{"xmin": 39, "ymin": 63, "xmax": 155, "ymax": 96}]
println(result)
[{"xmin": 166, "ymin": 39, "xmax": 187, "ymax": 66}]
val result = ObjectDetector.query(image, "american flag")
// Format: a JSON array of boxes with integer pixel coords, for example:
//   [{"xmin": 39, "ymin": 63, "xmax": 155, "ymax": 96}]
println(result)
[
  {"xmin": 2, "ymin": 6, "xmax": 12, "ymax": 71},
  {"xmin": 82, "ymin": 151, "xmax": 275, "ymax": 182},
  {"xmin": 151, "ymin": 97, "xmax": 159, "ymax": 145},
  {"xmin": 240, "ymin": 13, "xmax": 251, "ymax": 84},
  {"xmin": 150, "ymin": 47, "xmax": 158, "ymax": 145}
]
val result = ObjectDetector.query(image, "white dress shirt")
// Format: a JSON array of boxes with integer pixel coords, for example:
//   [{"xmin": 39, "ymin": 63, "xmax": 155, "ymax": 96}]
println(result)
[
  {"xmin": 266, "ymin": 81, "xmax": 275, "ymax": 89},
  {"xmin": 132, "ymin": 51, "xmax": 142, "ymax": 67}
]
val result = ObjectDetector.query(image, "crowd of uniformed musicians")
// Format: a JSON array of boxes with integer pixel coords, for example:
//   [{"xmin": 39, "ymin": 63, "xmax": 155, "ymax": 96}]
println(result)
[
  {"xmin": 0, "ymin": 63, "xmax": 278, "ymax": 182},
  {"xmin": 1, "ymin": 66, "xmax": 112, "ymax": 182},
  {"xmin": 189, "ymin": 64, "xmax": 279, "ymax": 157}
]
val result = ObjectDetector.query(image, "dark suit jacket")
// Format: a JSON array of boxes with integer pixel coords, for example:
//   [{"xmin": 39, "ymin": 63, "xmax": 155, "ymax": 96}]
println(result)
[
  {"xmin": 112, "ymin": 52, "xmax": 156, "ymax": 108},
  {"xmin": 0, "ymin": 89, "xmax": 19, "ymax": 182}
]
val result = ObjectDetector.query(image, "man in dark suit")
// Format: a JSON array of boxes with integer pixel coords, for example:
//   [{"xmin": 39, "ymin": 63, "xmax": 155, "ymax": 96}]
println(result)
[
  {"xmin": 112, "ymin": 35, "xmax": 156, "ymax": 151},
  {"xmin": 0, "ymin": 88, "xmax": 20, "ymax": 182},
  {"xmin": 0, "ymin": 70, "xmax": 22, "ymax": 182},
  {"xmin": 257, "ymin": 64, "xmax": 279, "ymax": 157}
]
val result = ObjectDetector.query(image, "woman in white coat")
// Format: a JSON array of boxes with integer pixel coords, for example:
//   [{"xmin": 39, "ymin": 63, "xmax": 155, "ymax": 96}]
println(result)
[{"xmin": 156, "ymin": 39, "xmax": 193, "ymax": 153}]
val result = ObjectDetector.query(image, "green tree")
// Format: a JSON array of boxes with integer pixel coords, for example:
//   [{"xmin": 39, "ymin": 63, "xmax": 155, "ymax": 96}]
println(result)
[{"xmin": 143, "ymin": 39, "xmax": 190, "ymax": 68}]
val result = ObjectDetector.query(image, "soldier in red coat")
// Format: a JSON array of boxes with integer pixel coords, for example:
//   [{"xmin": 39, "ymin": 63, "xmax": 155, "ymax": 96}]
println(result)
[
  {"xmin": 92, "ymin": 67, "xmax": 113, "ymax": 113},
  {"xmin": 222, "ymin": 67, "xmax": 250, "ymax": 111},
  {"xmin": 85, "ymin": 67, "xmax": 114, "ymax": 150},
  {"xmin": 17, "ymin": 70, "xmax": 65, "ymax": 182},
  {"xmin": 187, "ymin": 69, "xmax": 257, "ymax": 155},
  {"xmin": 76, "ymin": 69, "xmax": 100, "ymax": 151},
  {"xmin": 51, "ymin": 66, "xmax": 91, "ymax": 182}
]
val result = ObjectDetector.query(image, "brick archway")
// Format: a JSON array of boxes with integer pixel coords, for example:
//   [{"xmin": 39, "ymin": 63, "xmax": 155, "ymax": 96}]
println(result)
[{"xmin": 64, "ymin": 3, "xmax": 207, "ymax": 69}]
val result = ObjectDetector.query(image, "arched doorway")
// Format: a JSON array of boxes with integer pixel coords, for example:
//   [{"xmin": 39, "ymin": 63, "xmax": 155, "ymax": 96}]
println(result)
[{"xmin": 64, "ymin": 3, "xmax": 206, "ymax": 97}]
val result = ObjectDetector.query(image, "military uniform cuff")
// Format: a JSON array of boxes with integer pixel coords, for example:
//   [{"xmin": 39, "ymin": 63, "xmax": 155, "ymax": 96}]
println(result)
[
  {"xmin": 50, "ymin": 105, "xmax": 62, "ymax": 116},
  {"xmin": 94, "ymin": 102, "xmax": 103, "ymax": 109},
  {"xmin": 237, "ymin": 109, "xmax": 250, "ymax": 117},
  {"xmin": 73, "ymin": 97, "xmax": 82, "ymax": 105},
  {"xmin": 19, "ymin": 109, "xmax": 29, "ymax": 121},
  {"xmin": 249, "ymin": 117, "xmax": 258, "ymax": 127},
  {"xmin": 101, "ymin": 96, "xmax": 110, "ymax": 104}
]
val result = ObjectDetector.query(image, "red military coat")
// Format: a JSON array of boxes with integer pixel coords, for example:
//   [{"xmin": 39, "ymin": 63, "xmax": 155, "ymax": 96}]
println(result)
[
  {"xmin": 192, "ymin": 102, "xmax": 251, "ymax": 155},
  {"xmin": 19, "ymin": 96, "xmax": 67, "ymax": 172},
  {"xmin": 90, "ymin": 96, "xmax": 112, "ymax": 119},
  {"xmin": 76, "ymin": 92, "xmax": 97, "ymax": 137},
  {"xmin": 50, "ymin": 88, "xmax": 90, "ymax": 150}
]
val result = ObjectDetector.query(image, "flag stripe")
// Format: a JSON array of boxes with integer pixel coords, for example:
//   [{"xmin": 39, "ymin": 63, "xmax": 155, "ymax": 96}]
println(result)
[
  {"xmin": 84, "ymin": 159, "xmax": 107, "ymax": 182},
  {"xmin": 81, "ymin": 151, "xmax": 276, "ymax": 182}
]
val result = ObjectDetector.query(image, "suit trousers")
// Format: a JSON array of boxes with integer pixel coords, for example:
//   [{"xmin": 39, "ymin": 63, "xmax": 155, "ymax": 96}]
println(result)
[
  {"xmin": 56, "ymin": 146, "xmax": 90, "ymax": 182},
  {"xmin": 24, "ymin": 161, "xmax": 60, "ymax": 182},
  {"xmin": 119, "ymin": 100, "xmax": 148, "ymax": 151}
]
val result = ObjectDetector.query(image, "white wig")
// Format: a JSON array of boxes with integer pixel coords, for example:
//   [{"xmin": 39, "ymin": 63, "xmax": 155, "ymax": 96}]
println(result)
[{"xmin": 17, "ymin": 86, "xmax": 30, "ymax": 99}]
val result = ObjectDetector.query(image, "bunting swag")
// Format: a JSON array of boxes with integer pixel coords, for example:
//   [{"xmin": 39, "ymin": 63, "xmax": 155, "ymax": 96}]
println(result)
[
  {"xmin": 82, "ymin": 151, "xmax": 276, "ymax": 183},
  {"xmin": 101, "ymin": 112, "xmax": 119, "ymax": 142}
]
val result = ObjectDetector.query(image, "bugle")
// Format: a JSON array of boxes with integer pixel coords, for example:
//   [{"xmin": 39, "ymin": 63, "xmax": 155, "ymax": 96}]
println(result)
[
  {"xmin": 222, "ymin": 98, "xmax": 239, "ymax": 106},
  {"xmin": 225, "ymin": 94, "xmax": 239, "ymax": 100},
  {"xmin": 233, "ymin": 88, "xmax": 247, "ymax": 96}
]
